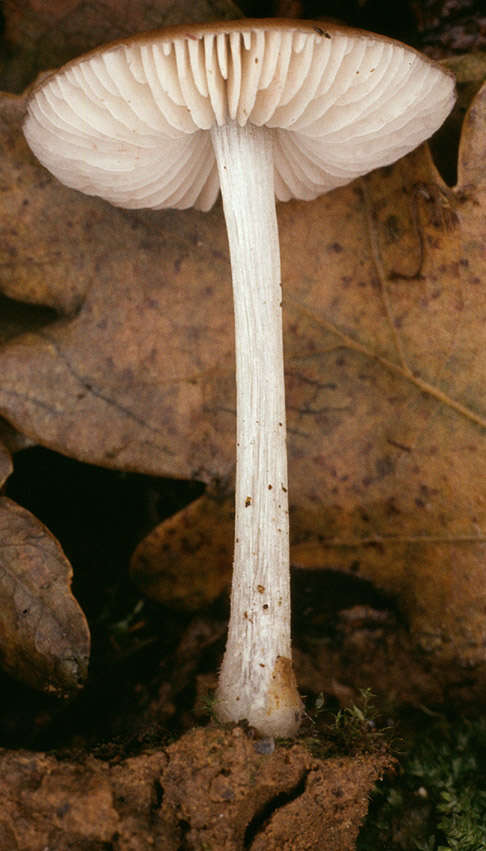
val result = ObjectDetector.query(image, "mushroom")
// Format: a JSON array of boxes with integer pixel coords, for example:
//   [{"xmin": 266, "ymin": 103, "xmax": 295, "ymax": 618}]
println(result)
[{"xmin": 23, "ymin": 19, "xmax": 455, "ymax": 736}]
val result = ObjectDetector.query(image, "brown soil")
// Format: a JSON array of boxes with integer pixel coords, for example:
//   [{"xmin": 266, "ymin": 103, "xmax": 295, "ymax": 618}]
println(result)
[{"xmin": 0, "ymin": 726, "xmax": 392, "ymax": 850}]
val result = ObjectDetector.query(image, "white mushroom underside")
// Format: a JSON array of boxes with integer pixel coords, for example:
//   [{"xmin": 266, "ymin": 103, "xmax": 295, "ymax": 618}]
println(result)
[{"xmin": 24, "ymin": 25, "xmax": 455, "ymax": 210}]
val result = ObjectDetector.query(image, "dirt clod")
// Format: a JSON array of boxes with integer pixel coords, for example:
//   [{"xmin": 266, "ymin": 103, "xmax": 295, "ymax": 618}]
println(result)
[{"xmin": 0, "ymin": 727, "xmax": 390, "ymax": 850}]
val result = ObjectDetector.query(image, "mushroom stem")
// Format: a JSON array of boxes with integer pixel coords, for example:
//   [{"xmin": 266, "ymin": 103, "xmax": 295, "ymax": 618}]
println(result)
[{"xmin": 211, "ymin": 121, "xmax": 302, "ymax": 736}]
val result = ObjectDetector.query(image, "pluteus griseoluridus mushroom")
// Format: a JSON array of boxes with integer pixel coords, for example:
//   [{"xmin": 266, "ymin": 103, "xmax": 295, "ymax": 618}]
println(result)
[{"xmin": 23, "ymin": 19, "xmax": 455, "ymax": 736}]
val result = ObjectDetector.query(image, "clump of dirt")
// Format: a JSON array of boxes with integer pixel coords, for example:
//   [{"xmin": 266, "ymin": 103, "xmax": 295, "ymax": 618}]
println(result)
[
  {"xmin": 161, "ymin": 726, "xmax": 392, "ymax": 850},
  {"xmin": 0, "ymin": 725, "xmax": 392, "ymax": 850},
  {"xmin": 0, "ymin": 746, "xmax": 167, "ymax": 850}
]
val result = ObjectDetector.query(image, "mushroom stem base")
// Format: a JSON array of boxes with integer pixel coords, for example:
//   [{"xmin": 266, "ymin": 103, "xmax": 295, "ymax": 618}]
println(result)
[{"xmin": 210, "ymin": 121, "xmax": 302, "ymax": 737}]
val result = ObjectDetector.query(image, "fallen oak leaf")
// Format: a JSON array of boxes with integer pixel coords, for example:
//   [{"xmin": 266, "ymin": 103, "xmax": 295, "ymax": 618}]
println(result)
[
  {"xmin": 0, "ymin": 214, "xmax": 235, "ymax": 479},
  {"xmin": 0, "ymin": 86, "xmax": 235, "ymax": 477},
  {"xmin": 0, "ymin": 496, "xmax": 90, "ymax": 696},
  {"xmin": 0, "ymin": 85, "xmax": 236, "ymax": 476}
]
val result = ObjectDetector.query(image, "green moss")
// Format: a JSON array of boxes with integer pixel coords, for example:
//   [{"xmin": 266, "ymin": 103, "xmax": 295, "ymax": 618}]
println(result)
[
  {"xmin": 358, "ymin": 714, "xmax": 486, "ymax": 850},
  {"xmin": 298, "ymin": 688, "xmax": 393, "ymax": 759}
]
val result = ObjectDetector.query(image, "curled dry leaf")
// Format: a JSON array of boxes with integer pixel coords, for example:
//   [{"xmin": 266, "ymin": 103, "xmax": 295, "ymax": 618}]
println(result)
[
  {"xmin": 0, "ymin": 64, "xmax": 485, "ymax": 669},
  {"xmin": 1, "ymin": 0, "xmax": 242, "ymax": 93},
  {"xmin": 457, "ymin": 72, "xmax": 486, "ymax": 187},
  {"xmin": 0, "ymin": 291, "xmax": 58, "ymax": 347},
  {"xmin": 0, "ymin": 440, "xmax": 13, "ymax": 489},
  {"xmin": 0, "ymin": 496, "xmax": 90, "ymax": 696},
  {"xmin": 0, "ymin": 418, "xmax": 34, "ymax": 459}
]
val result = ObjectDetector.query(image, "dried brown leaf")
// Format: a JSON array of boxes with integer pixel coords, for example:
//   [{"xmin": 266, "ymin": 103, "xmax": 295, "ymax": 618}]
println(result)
[{"xmin": 0, "ymin": 496, "xmax": 90, "ymax": 695}]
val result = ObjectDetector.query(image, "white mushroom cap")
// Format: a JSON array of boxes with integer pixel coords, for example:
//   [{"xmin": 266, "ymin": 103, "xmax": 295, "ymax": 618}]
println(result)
[{"xmin": 24, "ymin": 19, "xmax": 456, "ymax": 211}]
